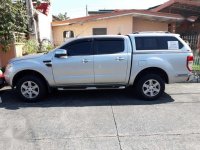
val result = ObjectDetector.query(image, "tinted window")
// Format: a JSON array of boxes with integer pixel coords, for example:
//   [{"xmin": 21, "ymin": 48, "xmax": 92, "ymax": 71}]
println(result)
[
  {"xmin": 135, "ymin": 36, "xmax": 183, "ymax": 50},
  {"xmin": 94, "ymin": 38, "xmax": 124, "ymax": 55},
  {"xmin": 61, "ymin": 39, "xmax": 92, "ymax": 56}
]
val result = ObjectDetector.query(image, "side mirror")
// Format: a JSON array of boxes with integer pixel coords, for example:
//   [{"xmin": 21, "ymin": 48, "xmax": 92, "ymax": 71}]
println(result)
[{"xmin": 55, "ymin": 49, "xmax": 67, "ymax": 58}]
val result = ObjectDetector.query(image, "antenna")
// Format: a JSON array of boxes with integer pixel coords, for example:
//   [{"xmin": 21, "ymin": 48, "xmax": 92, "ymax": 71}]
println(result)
[{"xmin": 86, "ymin": 5, "xmax": 88, "ymax": 16}]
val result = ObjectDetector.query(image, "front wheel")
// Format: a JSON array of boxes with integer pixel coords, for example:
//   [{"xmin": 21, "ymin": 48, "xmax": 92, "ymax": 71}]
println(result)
[
  {"xmin": 136, "ymin": 74, "xmax": 165, "ymax": 100},
  {"xmin": 16, "ymin": 76, "xmax": 47, "ymax": 102}
]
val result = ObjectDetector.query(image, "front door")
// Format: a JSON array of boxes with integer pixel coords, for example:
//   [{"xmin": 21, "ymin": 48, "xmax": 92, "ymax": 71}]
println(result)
[{"xmin": 52, "ymin": 38, "xmax": 94, "ymax": 85}]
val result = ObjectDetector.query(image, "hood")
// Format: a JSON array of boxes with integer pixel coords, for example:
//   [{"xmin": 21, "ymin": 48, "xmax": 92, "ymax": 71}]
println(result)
[{"xmin": 10, "ymin": 53, "xmax": 44, "ymax": 63}]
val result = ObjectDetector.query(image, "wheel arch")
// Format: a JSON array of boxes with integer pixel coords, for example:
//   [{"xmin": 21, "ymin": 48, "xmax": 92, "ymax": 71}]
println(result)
[
  {"xmin": 133, "ymin": 67, "xmax": 169, "ymax": 85},
  {"xmin": 12, "ymin": 70, "xmax": 49, "ymax": 89}
]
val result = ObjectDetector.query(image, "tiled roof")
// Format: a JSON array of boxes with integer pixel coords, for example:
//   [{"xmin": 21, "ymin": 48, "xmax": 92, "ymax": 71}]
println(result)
[
  {"xmin": 151, "ymin": 0, "xmax": 200, "ymax": 12},
  {"xmin": 52, "ymin": 9, "xmax": 184, "ymax": 26}
]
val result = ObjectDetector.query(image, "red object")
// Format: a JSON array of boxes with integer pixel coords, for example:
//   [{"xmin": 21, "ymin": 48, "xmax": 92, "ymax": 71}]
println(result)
[
  {"xmin": 0, "ymin": 73, "xmax": 4, "ymax": 78},
  {"xmin": 33, "ymin": 3, "xmax": 50, "ymax": 15},
  {"xmin": 0, "ymin": 70, "xmax": 4, "ymax": 88},
  {"xmin": 187, "ymin": 55, "xmax": 194, "ymax": 71},
  {"xmin": 0, "ymin": 69, "xmax": 3, "ymax": 77}
]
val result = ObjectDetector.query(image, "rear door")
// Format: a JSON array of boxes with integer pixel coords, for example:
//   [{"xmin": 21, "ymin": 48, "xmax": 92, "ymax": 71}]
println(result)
[{"xmin": 93, "ymin": 38, "xmax": 128, "ymax": 84}]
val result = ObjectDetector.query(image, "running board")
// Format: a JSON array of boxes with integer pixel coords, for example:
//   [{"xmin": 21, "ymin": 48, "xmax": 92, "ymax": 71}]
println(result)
[{"xmin": 57, "ymin": 86, "xmax": 126, "ymax": 91}]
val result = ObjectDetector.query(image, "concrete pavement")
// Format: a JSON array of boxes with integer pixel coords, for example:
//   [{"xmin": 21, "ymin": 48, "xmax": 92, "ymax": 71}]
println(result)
[{"xmin": 0, "ymin": 83, "xmax": 200, "ymax": 150}]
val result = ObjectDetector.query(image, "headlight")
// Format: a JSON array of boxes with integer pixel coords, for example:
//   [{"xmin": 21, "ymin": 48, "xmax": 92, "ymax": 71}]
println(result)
[
  {"xmin": 0, "ymin": 69, "xmax": 3, "ymax": 76},
  {"xmin": 6, "ymin": 63, "xmax": 13, "ymax": 71}
]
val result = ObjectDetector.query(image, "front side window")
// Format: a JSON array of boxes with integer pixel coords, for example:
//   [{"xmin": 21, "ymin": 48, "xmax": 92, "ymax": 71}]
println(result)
[
  {"xmin": 60, "ymin": 39, "xmax": 92, "ymax": 56},
  {"xmin": 94, "ymin": 38, "xmax": 124, "ymax": 55},
  {"xmin": 135, "ymin": 36, "xmax": 183, "ymax": 50}
]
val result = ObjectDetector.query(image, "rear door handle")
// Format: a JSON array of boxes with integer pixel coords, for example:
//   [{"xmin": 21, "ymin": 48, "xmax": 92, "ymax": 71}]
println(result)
[
  {"xmin": 82, "ymin": 59, "xmax": 91, "ymax": 63},
  {"xmin": 115, "ymin": 57, "xmax": 125, "ymax": 61}
]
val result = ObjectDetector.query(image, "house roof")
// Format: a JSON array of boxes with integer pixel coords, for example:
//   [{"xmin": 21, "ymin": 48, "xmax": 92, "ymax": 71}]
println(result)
[
  {"xmin": 52, "ymin": 9, "xmax": 187, "ymax": 27},
  {"xmin": 151, "ymin": 0, "xmax": 200, "ymax": 17}
]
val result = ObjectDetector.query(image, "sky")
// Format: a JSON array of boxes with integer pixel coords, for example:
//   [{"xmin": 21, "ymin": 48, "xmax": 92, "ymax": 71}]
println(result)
[{"xmin": 51, "ymin": 0, "xmax": 169, "ymax": 18}]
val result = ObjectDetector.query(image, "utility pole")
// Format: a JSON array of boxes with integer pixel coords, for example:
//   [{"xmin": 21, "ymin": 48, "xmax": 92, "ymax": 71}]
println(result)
[
  {"xmin": 26, "ymin": 0, "xmax": 37, "ymax": 40},
  {"xmin": 86, "ymin": 5, "xmax": 88, "ymax": 16}
]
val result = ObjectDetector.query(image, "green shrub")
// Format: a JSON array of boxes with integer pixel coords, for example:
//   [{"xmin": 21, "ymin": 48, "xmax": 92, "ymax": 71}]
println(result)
[
  {"xmin": 40, "ymin": 39, "xmax": 54, "ymax": 52},
  {"xmin": 23, "ymin": 39, "xmax": 39, "ymax": 55},
  {"xmin": 40, "ymin": 43, "xmax": 54, "ymax": 52},
  {"xmin": 0, "ymin": 0, "xmax": 28, "ymax": 52},
  {"xmin": 46, "ymin": 44, "xmax": 54, "ymax": 51}
]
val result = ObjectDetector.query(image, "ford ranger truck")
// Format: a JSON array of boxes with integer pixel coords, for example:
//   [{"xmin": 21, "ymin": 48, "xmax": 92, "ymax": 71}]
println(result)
[{"xmin": 4, "ymin": 32, "xmax": 193, "ymax": 102}]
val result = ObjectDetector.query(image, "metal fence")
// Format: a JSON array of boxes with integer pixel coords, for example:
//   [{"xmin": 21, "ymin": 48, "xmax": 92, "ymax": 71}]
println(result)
[
  {"xmin": 180, "ymin": 34, "xmax": 200, "ymax": 82},
  {"xmin": 191, "ymin": 56, "xmax": 200, "ymax": 82},
  {"xmin": 181, "ymin": 34, "xmax": 199, "ymax": 50},
  {"xmin": 193, "ymin": 56, "xmax": 200, "ymax": 71}
]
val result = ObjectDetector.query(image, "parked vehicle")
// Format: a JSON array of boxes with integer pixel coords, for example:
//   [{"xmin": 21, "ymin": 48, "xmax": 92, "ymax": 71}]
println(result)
[
  {"xmin": 4, "ymin": 32, "xmax": 193, "ymax": 102},
  {"xmin": 0, "ymin": 69, "xmax": 5, "ymax": 89}
]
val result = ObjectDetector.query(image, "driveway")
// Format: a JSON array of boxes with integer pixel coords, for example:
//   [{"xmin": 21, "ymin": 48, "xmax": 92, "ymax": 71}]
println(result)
[{"xmin": 0, "ymin": 83, "xmax": 200, "ymax": 150}]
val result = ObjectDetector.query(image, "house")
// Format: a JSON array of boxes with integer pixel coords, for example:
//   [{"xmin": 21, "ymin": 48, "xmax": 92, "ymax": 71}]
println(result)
[
  {"xmin": 52, "ymin": 0, "xmax": 200, "ymax": 52},
  {"xmin": 52, "ymin": 9, "xmax": 191, "ymax": 46}
]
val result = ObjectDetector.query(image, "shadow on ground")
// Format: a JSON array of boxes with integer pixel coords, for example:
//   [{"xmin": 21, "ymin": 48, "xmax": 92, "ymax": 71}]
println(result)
[{"xmin": 0, "ymin": 88, "xmax": 174, "ymax": 110}]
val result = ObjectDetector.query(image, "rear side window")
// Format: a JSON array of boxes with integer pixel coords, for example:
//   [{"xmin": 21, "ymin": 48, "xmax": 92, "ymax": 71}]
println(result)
[
  {"xmin": 94, "ymin": 38, "xmax": 124, "ymax": 55},
  {"xmin": 135, "ymin": 36, "xmax": 183, "ymax": 50},
  {"xmin": 60, "ymin": 39, "xmax": 92, "ymax": 56}
]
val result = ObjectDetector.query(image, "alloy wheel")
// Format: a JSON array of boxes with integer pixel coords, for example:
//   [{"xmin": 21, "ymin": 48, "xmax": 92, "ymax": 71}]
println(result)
[
  {"xmin": 21, "ymin": 81, "xmax": 40, "ymax": 99},
  {"xmin": 142, "ymin": 79, "xmax": 161, "ymax": 97}
]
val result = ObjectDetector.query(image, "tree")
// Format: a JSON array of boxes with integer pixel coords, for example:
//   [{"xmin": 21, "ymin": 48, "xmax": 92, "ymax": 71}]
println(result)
[
  {"xmin": 0, "ymin": 0, "xmax": 28, "ymax": 52},
  {"xmin": 56, "ymin": 12, "xmax": 69, "ymax": 21}
]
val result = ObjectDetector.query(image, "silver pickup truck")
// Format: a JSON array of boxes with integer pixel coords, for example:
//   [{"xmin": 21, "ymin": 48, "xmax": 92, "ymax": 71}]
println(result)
[{"xmin": 4, "ymin": 32, "xmax": 193, "ymax": 102}]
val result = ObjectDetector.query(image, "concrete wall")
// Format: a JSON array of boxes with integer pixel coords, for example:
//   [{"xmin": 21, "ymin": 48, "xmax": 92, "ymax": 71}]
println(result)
[
  {"xmin": 38, "ymin": 11, "xmax": 53, "ymax": 42},
  {"xmin": 132, "ymin": 18, "xmax": 168, "ymax": 32},
  {"xmin": 52, "ymin": 16, "xmax": 133, "ymax": 46},
  {"xmin": 0, "ymin": 44, "xmax": 24, "ymax": 68},
  {"xmin": 0, "ymin": 45, "xmax": 15, "ymax": 68}
]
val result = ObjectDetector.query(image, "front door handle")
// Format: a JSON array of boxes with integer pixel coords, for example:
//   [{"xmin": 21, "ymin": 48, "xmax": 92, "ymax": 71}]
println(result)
[
  {"xmin": 115, "ymin": 57, "xmax": 125, "ymax": 61},
  {"xmin": 82, "ymin": 59, "xmax": 91, "ymax": 63}
]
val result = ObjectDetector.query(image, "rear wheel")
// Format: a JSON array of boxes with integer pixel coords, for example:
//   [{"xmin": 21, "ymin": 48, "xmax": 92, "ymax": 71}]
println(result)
[
  {"xmin": 16, "ymin": 76, "xmax": 47, "ymax": 102},
  {"xmin": 136, "ymin": 74, "xmax": 165, "ymax": 100}
]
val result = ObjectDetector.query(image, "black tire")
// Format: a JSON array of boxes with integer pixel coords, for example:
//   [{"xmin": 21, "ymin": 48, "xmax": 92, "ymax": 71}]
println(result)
[
  {"xmin": 136, "ymin": 74, "xmax": 165, "ymax": 100},
  {"xmin": 16, "ymin": 76, "xmax": 47, "ymax": 102}
]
